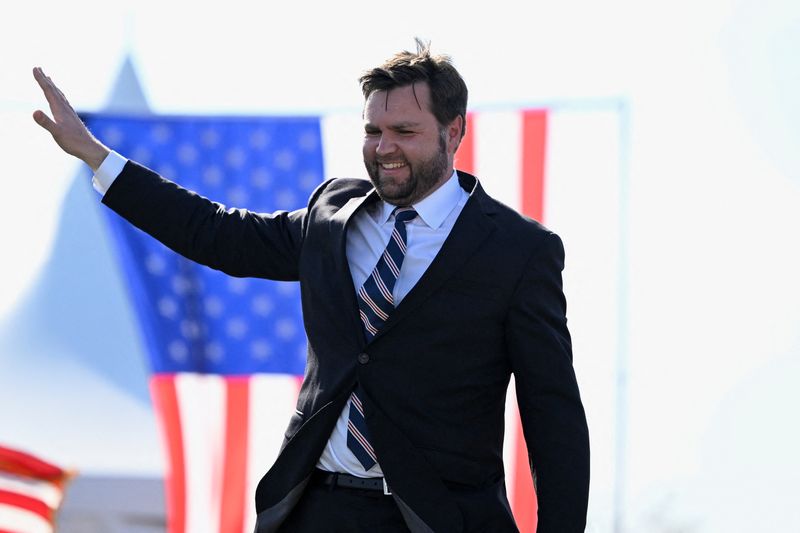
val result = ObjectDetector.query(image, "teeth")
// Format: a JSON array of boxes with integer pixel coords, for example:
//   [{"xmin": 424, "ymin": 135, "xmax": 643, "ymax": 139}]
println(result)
[{"xmin": 381, "ymin": 162, "xmax": 405, "ymax": 169}]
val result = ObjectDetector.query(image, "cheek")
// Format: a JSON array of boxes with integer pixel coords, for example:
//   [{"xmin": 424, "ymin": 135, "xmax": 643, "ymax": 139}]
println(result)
[{"xmin": 363, "ymin": 139, "xmax": 376, "ymax": 159}]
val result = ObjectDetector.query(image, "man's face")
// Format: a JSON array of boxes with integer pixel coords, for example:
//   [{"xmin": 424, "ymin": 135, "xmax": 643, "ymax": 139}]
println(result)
[{"xmin": 362, "ymin": 82, "xmax": 460, "ymax": 206}]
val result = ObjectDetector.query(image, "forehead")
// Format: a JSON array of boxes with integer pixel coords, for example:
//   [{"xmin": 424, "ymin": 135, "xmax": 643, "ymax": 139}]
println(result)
[{"xmin": 363, "ymin": 83, "xmax": 436, "ymax": 123}]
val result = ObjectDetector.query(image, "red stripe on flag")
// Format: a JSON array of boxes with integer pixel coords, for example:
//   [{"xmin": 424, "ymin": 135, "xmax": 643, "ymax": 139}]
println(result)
[
  {"xmin": 0, "ymin": 488, "xmax": 51, "ymax": 522},
  {"xmin": 511, "ymin": 414, "xmax": 537, "ymax": 532},
  {"xmin": 455, "ymin": 112, "xmax": 476, "ymax": 174},
  {"xmin": 513, "ymin": 109, "xmax": 548, "ymax": 533},
  {"xmin": 220, "ymin": 377, "xmax": 250, "ymax": 533},
  {"xmin": 150, "ymin": 376, "xmax": 187, "ymax": 533},
  {"xmin": 0, "ymin": 446, "xmax": 65, "ymax": 481},
  {"xmin": 521, "ymin": 110, "xmax": 548, "ymax": 222}
]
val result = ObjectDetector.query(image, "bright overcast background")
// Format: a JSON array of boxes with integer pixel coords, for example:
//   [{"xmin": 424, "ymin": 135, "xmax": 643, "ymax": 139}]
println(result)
[{"xmin": 2, "ymin": 1, "xmax": 799, "ymax": 532}]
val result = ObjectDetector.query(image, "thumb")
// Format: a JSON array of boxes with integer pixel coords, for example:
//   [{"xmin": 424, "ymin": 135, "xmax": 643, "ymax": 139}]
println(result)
[{"xmin": 32, "ymin": 109, "xmax": 56, "ymax": 133}]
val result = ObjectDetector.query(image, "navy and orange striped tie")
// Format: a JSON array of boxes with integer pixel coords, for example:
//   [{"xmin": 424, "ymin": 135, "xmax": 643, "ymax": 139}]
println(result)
[{"xmin": 347, "ymin": 207, "xmax": 417, "ymax": 470}]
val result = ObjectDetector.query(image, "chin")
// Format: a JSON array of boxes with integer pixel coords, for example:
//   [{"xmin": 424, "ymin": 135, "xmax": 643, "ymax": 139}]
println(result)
[
  {"xmin": 373, "ymin": 181, "xmax": 416, "ymax": 205},
  {"xmin": 377, "ymin": 188, "xmax": 413, "ymax": 205},
  {"xmin": 372, "ymin": 174, "xmax": 410, "ymax": 195}
]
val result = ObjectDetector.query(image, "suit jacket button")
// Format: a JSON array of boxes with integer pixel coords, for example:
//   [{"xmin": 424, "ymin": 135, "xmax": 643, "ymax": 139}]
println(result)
[{"xmin": 357, "ymin": 353, "xmax": 370, "ymax": 364}]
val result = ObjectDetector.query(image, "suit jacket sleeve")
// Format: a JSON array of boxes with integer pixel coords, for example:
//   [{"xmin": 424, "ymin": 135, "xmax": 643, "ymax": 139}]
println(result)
[
  {"xmin": 101, "ymin": 160, "xmax": 328, "ymax": 281},
  {"xmin": 505, "ymin": 231, "xmax": 590, "ymax": 532}
]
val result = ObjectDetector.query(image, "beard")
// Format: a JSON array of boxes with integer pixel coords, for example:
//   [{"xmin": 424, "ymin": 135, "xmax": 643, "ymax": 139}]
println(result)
[{"xmin": 364, "ymin": 131, "xmax": 449, "ymax": 206}]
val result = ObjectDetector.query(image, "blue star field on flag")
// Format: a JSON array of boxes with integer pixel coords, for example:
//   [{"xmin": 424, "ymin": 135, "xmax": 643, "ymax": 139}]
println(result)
[{"xmin": 82, "ymin": 114, "xmax": 324, "ymax": 376}]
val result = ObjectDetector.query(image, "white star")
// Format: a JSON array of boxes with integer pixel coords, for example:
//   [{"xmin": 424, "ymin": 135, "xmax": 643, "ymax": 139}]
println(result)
[
  {"xmin": 250, "ymin": 339, "xmax": 272, "ymax": 360},
  {"xmin": 226, "ymin": 147, "xmax": 247, "ymax": 169},
  {"xmin": 228, "ymin": 277, "xmax": 249, "ymax": 295},
  {"xmin": 145, "ymin": 253, "xmax": 166, "ymax": 276},
  {"xmin": 168, "ymin": 340, "xmax": 189, "ymax": 362},
  {"xmin": 251, "ymin": 294, "xmax": 274, "ymax": 316},
  {"xmin": 201, "ymin": 128, "xmax": 220, "ymax": 148},
  {"xmin": 151, "ymin": 124, "xmax": 172, "ymax": 144},
  {"xmin": 172, "ymin": 275, "xmax": 193, "ymax": 296},
  {"xmin": 204, "ymin": 295, "xmax": 224, "ymax": 318},
  {"xmin": 226, "ymin": 317, "xmax": 248, "ymax": 340},
  {"xmin": 203, "ymin": 165, "xmax": 223, "ymax": 187},
  {"xmin": 180, "ymin": 319, "xmax": 202, "ymax": 340},
  {"xmin": 250, "ymin": 167, "xmax": 272, "ymax": 189},
  {"xmin": 275, "ymin": 318, "xmax": 297, "ymax": 340},
  {"xmin": 205, "ymin": 341, "xmax": 224, "ymax": 362},
  {"xmin": 249, "ymin": 129, "xmax": 270, "ymax": 149},
  {"xmin": 178, "ymin": 143, "xmax": 198, "ymax": 165},
  {"xmin": 274, "ymin": 149, "xmax": 296, "ymax": 170},
  {"xmin": 158, "ymin": 297, "xmax": 178, "ymax": 319}
]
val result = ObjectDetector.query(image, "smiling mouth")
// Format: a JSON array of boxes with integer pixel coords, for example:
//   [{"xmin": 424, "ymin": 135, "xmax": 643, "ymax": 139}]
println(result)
[{"xmin": 380, "ymin": 162, "xmax": 407, "ymax": 170}]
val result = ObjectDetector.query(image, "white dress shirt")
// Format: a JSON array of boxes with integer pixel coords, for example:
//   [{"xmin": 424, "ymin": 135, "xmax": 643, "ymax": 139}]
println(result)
[{"xmin": 93, "ymin": 152, "xmax": 470, "ymax": 478}]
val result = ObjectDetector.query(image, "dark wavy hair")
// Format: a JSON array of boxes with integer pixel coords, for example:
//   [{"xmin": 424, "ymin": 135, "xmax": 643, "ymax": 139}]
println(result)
[{"xmin": 359, "ymin": 38, "xmax": 468, "ymax": 141}]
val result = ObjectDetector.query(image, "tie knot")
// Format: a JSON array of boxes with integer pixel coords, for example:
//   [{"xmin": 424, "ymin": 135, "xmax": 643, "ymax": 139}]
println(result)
[{"xmin": 393, "ymin": 207, "xmax": 418, "ymax": 224}]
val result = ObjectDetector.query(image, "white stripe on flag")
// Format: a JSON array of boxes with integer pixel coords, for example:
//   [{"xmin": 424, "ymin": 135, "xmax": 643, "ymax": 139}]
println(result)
[
  {"xmin": 244, "ymin": 374, "xmax": 301, "ymax": 533},
  {"xmin": 473, "ymin": 111, "xmax": 523, "ymax": 210},
  {"xmin": 176, "ymin": 374, "xmax": 227, "ymax": 533},
  {"xmin": 0, "ymin": 503, "xmax": 52, "ymax": 533},
  {"xmin": 0, "ymin": 474, "xmax": 62, "ymax": 509}
]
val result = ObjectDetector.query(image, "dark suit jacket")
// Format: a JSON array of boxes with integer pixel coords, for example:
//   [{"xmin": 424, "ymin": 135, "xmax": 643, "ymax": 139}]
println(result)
[{"xmin": 102, "ymin": 161, "xmax": 590, "ymax": 533}]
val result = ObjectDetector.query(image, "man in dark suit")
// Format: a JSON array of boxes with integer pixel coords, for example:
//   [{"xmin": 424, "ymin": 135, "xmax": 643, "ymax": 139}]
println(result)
[{"xmin": 33, "ymin": 41, "xmax": 589, "ymax": 532}]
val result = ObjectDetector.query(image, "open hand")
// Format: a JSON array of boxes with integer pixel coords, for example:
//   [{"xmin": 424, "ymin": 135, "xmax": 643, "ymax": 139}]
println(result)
[{"xmin": 32, "ymin": 67, "xmax": 109, "ymax": 171}]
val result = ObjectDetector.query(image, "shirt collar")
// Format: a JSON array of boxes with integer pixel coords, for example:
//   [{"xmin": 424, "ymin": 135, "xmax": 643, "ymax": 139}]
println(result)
[{"xmin": 377, "ymin": 170, "xmax": 461, "ymax": 229}]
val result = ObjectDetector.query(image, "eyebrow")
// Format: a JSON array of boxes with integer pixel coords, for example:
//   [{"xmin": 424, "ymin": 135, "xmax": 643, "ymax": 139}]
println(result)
[
  {"xmin": 364, "ymin": 121, "xmax": 422, "ymax": 131},
  {"xmin": 389, "ymin": 122, "xmax": 421, "ymax": 130}
]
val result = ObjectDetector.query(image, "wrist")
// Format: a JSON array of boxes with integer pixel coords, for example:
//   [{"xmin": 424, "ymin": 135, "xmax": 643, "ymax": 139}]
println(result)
[{"xmin": 83, "ymin": 142, "xmax": 110, "ymax": 172}]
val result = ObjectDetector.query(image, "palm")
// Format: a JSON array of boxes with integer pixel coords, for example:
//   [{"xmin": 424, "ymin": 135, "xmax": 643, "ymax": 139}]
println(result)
[{"xmin": 32, "ymin": 67, "xmax": 108, "ymax": 170}]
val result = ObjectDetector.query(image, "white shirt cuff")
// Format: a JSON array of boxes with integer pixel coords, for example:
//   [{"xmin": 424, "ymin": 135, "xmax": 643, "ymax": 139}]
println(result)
[{"xmin": 92, "ymin": 150, "xmax": 128, "ymax": 195}]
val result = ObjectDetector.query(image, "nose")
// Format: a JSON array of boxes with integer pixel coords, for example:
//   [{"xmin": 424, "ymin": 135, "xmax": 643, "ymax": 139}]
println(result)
[{"xmin": 375, "ymin": 134, "xmax": 397, "ymax": 158}]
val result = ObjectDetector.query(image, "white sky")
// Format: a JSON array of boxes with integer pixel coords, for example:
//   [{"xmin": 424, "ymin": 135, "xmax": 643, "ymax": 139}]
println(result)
[{"xmin": 2, "ymin": 1, "xmax": 799, "ymax": 531}]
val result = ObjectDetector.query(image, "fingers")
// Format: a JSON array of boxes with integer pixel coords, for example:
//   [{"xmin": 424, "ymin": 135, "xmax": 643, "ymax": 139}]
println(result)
[
  {"xmin": 33, "ymin": 67, "xmax": 74, "ymax": 121},
  {"xmin": 32, "ymin": 68, "xmax": 59, "ymax": 134},
  {"xmin": 33, "ymin": 67, "xmax": 59, "ymax": 111},
  {"xmin": 32, "ymin": 109, "xmax": 56, "ymax": 133},
  {"xmin": 32, "ymin": 67, "xmax": 47, "ymax": 87}
]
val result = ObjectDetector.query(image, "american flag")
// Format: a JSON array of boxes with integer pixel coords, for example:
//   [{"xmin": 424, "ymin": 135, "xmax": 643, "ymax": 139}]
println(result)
[
  {"xmin": 0, "ymin": 444, "xmax": 71, "ymax": 533},
  {"xmin": 83, "ymin": 106, "xmax": 622, "ymax": 533},
  {"xmin": 83, "ymin": 114, "xmax": 316, "ymax": 533}
]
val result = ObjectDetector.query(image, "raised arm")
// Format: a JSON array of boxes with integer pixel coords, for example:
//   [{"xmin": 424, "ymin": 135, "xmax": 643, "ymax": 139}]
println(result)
[
  {"xmin": 32, "ymin": 67, "xmax": 109, "ymax": 171},
  {"xmin": 31, "ymin": 66, "xmax": 307, "ymax": 281}
]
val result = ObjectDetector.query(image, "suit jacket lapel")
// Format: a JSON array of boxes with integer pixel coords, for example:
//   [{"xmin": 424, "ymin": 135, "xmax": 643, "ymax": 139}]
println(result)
[
  {"xmin": 371, "ymin": 174, "xmax": 497, "ymax": 343},
  {"xmin": 328, "ymin": 190, "xmax": 378, "ymax": 346}
]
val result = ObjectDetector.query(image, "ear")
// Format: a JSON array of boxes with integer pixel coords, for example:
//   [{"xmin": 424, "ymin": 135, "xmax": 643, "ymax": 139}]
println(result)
[{"xmin": 446, "ymin": 115, "xmax": 464, "ymax": 154}]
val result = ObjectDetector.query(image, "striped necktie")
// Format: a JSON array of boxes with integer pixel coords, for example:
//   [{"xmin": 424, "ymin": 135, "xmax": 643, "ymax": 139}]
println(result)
[{"xmin": 347, "ymin": 207, "xmax": 418, "ymax": 470}]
